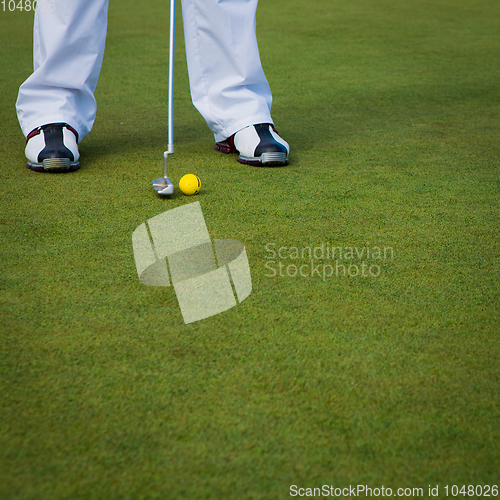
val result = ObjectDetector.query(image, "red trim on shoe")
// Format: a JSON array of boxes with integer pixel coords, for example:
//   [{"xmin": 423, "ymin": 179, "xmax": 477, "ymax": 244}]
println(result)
[
  {"xmin": 26, "ymin": 123, "xmax": 79, "ymax": 144},
  {"xmin": 26, "ymin": 162, "xmax": 80, "ymax": 173},
  {"xmin": 26, "ymin": 127, "xmax": 41, "ymax": 143},
  {"xmin": 214, "ymin": 133, "xmax": 237, "ymax": 154},
  {"xmin": 65, "ymin": 124, "xmax": 79, "ymax": 142}
]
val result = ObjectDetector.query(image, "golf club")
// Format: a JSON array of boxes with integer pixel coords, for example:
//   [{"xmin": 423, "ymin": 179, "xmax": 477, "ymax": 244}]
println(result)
[{"xmin": 152, "ymin": 0, "xmax": 176, "ymax": 196}]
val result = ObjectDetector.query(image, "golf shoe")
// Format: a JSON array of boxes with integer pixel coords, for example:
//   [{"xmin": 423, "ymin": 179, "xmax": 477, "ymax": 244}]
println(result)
[
  {"xmin": 215, "ymin": 123, "xmax": 289, "ymax": 166},
  {"xmin": 25, "ymin": 123, "xmax": 80, "ymax": 172}
]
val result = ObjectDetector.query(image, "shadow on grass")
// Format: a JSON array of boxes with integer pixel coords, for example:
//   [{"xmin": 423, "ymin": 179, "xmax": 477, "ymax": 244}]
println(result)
[{"xmin": 79, "ymin": 116, "xmax": 211, "ymax": 168}]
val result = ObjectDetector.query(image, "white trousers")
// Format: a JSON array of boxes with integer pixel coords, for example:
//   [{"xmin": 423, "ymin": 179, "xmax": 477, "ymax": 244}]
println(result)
[{"xmin": 16, "ymin": 0, "xmax": 273, "ymax": 143}]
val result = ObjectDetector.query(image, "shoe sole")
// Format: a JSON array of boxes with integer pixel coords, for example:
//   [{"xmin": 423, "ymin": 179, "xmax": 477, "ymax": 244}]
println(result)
[
  {"xmin": 27, "ymin": 158, "xmax": 80, "ymax": 172},
  {"xmin": 237, "ymin": 151, "xmax": 289, "ymax": 167}
]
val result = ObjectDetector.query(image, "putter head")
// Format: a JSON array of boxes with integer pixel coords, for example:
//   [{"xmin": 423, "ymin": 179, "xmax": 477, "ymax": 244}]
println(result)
[{"xmin": 153, "ymin": 177, "xmax": 174, "ymax": 196}]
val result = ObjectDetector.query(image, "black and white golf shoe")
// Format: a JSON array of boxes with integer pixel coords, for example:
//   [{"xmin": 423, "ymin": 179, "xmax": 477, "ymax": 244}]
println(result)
[
  {"xmin": 215, "ymin": 123, "xmax": 289, "ymax": 166},
  {"xmin": 25, "ymin": 123, "xmax": 80, "ymax": 172}
]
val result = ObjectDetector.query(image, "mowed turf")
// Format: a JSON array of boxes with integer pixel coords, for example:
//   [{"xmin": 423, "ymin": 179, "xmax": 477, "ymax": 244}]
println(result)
[{"xmin": 1, "ymin": 0, "xmax": 499, "ymax": 498}]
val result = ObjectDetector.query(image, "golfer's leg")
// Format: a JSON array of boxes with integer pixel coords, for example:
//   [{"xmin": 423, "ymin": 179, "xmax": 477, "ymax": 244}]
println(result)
[
  {"xmin": 16, "ymin": 0, "xmax": 109, "ymax": 140},
  {"xmin": 180, "ymin": 0, "xmax": 273, "ymax": 142}
]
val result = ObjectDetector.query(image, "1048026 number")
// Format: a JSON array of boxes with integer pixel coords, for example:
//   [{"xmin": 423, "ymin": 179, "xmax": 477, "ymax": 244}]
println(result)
[
  {"xmin": 444, "ymin": 485, "xmax": 499, "ymax": 497},
  {"xmin": 1, "ymin": 0, "xmax": 55, "ymax": 11}
]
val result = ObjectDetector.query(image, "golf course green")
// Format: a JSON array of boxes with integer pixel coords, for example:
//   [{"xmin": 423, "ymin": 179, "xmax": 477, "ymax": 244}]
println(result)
[{"xmin": 1, "ymin": 0, "xmax": 499, "ymax": 497}]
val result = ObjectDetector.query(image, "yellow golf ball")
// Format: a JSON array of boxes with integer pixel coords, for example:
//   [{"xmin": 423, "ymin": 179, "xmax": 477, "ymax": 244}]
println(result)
[{"xmin": 179, "ymin": 174, "xmax": 201, "ymax": 196}]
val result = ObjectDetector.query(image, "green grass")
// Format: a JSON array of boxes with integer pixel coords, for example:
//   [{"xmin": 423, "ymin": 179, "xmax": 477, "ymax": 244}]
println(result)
[{"xmin": 1, "ymin": 0, "xmax": 499, "ymax": 498}]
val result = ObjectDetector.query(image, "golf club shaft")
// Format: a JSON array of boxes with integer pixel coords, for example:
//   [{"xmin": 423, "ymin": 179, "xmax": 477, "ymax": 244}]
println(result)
[
  {"xmin": 163, "ymin": 0, "xmax": 176, "ymax": 179},
  {"xmin": 167, "ymin": 0, "xmax": 176, "ymax": 155}
]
